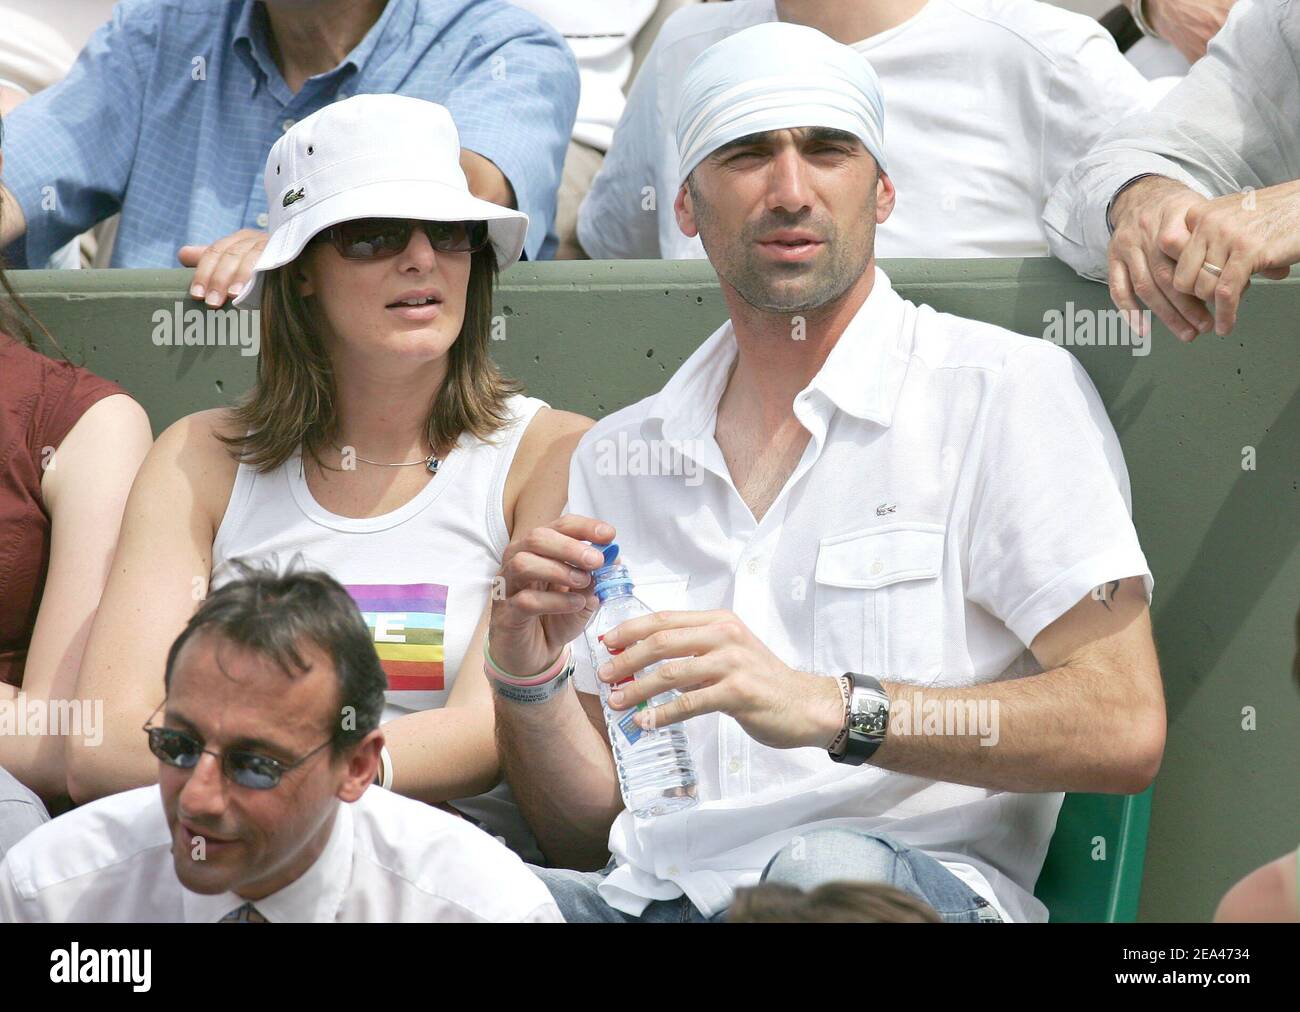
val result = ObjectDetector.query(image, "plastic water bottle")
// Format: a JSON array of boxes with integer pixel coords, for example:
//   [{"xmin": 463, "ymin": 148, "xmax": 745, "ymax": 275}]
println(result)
[{"xmin": 584, "ymin": 543, "xmax": 698, "ymax": 819}]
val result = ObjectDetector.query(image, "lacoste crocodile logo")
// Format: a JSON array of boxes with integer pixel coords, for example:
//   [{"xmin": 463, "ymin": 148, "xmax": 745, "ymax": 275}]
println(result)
[{"xmin": 282, "ymin": 187, "xmax": 305, "ymax": 207}]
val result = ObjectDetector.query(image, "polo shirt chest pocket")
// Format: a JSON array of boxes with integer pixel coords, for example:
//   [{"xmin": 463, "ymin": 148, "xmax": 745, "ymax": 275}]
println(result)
[{"xmin": 813, "ymin": 523, "xmax": 947, "ymax": 685}]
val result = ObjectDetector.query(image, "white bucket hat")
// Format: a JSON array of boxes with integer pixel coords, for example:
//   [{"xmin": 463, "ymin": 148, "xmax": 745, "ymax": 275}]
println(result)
[{"xmin": 233, "ymin": 94, "xmax": 529, "ymax": 309}]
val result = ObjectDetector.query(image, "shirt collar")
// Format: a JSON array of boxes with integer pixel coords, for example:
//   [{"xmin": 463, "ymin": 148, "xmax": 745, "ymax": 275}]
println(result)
[
  {"xmin": 804, "ymin": 266, "xmax": 912, "ymax": 425},
  {"xmin": 340, "ymin": 0, "xmax": 409, "ymax": 76},
  {"xmin": 647, "ymin": 266, "xmax": 913, "ymax": 442},
  {"xmin": 181, "ymin": 799, "xmax": 354, "ymax": 923},
  {"xmin": 232, "ymin": 0, "xmax": 407, "ymax": 98},
  {"xmin": 232, "ymin": 1, "xmax": 274, "ymax": 97}
]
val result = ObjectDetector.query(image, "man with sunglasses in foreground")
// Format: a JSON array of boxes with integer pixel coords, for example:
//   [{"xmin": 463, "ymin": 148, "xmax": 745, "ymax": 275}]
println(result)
[{"xmin": 0, "ymin": 563, "xmax": 563, "ymax": 922}]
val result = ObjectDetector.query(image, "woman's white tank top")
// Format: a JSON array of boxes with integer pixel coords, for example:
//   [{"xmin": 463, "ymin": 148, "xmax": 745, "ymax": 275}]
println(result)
[{"xmin": 211, "ymin": 394, "xmax": 547, "ymax": 857}]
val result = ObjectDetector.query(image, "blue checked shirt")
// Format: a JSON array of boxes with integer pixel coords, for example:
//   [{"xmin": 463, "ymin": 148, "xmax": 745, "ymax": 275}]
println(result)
[{"xmin": 1, "ymin": 0, "xmax": 578, "ymax": 266}]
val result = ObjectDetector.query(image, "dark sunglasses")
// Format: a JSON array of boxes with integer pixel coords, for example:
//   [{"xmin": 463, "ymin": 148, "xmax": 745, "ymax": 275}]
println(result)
[
  {"xmin": 143, "ymin": 704, "xmax": 333, "ymax": 790},
  {"xmin": 311, "ymin": 217, "xmax": 490, "ymax": 260}
]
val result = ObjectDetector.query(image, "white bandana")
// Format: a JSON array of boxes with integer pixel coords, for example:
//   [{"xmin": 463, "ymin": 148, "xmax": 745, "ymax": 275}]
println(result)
[{"xmin": 675, "ymin": 21, "xmax": 888, "ymax": 187}]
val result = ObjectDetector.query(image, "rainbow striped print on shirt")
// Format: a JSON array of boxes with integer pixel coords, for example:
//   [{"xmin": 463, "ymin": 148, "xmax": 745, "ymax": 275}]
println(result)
[{"xmin": 345, "ymin": 583, "xmax": 448, "ymax": 691}]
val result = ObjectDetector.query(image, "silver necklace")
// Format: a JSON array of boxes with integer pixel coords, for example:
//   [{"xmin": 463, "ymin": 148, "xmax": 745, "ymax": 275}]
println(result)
[{"xmin": 337, "ymin": 442, "xmax": 442, "ymax": 474}]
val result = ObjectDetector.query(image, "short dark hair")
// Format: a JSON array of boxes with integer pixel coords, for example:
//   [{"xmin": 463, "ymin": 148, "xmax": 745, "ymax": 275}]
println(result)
[
  {"xmin": 727, "ymin": 881, "xmax": 942, "ymax": 923},
  {"xmin": 164, "ymin": 559, "xmax": 386, "ymax": 757}
]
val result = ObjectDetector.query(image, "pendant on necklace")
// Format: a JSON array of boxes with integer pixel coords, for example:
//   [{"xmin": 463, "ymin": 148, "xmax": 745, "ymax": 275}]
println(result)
[{"xmin": 426, "ymin": 455, "xmax": 441, "ymax": 475}]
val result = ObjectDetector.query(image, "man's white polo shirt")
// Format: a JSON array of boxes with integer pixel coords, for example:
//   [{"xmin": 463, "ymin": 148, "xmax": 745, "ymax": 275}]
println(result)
[
  {"xmin": 0, "ymin": 785, "xmax": 563, "ymax": 922},
  {"xmin": 565, "ymin": 266, "xmax": 1152, "ymax": 922}
]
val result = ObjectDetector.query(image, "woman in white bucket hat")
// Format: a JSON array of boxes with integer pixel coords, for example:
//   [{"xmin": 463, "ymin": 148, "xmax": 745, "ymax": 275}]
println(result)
[{"xmin": 72, "ymin": 95, "xmax": 592, "ymax": 860}]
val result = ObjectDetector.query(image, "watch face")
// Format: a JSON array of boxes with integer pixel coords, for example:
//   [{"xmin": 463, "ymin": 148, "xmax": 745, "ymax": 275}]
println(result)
[{"xmin": 849, "ymin": 689, "xmax": 889, "ymax": 740}]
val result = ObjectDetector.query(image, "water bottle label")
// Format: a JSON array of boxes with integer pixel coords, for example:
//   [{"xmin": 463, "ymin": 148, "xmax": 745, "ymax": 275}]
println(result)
[
  {"xmin": 617, "ymin": 707, "xmax": 643, "ymax": 746},
  {"xmin": 596, "ymin": 633, "xmax": 652, "ymax": 747}
]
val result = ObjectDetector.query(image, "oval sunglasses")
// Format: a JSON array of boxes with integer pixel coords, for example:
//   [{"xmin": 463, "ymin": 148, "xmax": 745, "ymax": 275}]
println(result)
[
  {"xmin": 143, "ymin": 701, "xmax": 333, "ymax": 790},
  {"xmin": 310, "ymin": 217, "xmax": 490, "ymax": 260}
]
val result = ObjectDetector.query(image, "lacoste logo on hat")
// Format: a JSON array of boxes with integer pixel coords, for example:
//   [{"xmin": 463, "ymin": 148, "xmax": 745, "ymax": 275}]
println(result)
[
  {"xmin": 282, "ymin": 187, "xmax": 305, "ymax": 207},
  {"xmin": 876, "ymin": 503, "xmax": 897, "ymax": 516}
]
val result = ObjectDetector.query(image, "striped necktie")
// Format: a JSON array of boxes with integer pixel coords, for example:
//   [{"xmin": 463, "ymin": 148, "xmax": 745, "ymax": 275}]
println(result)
[{"xmin": 219, "ymin": 901, "xmax": 269, "ymax": 923}]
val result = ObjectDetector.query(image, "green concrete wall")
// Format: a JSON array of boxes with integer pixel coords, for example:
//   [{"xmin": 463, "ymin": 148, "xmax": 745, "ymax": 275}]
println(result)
[{"xmin": 11, "ymin": 258, "xmax": 1299, "ymax": 922}]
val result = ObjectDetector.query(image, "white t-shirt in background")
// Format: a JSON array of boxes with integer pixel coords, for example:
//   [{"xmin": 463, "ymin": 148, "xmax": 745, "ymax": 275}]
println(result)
[
  {"xmin": 1125, "ymin": 34, "xmax": 1191, "ymax": 79},
  {"xmin": 578, "ymin": 0, "xmax": 1169, "ymax": 260},
  {"xmin": 510, "ymin": 0, "xmax": 657, "ymax": 151}
]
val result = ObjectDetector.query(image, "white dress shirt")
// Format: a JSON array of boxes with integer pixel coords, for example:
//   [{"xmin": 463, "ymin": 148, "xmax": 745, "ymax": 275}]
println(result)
[
  {"xmin": 0, "ymin": 785, "xmax": 563, "ymax": 922},
  {"xmin": 577, "ymin": 0, "xmax": 1165, "ymax": 261},
  {"xmin": 1045, "ymin": 0, "xmax": 1300, "ymax": 280},
  {"xmin": 564, "ymin": 267, "xmax": 1153, "ymax": 922}
]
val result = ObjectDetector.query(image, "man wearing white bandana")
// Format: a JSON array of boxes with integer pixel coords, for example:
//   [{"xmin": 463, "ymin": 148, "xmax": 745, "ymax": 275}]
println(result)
[
  {"xmin": 490, "ymin": 22, "xmax": 1164, "ymax": 923},
  {"xmin": 578, "ymin": 0, "xmax": 1169, "ymax": 261}
]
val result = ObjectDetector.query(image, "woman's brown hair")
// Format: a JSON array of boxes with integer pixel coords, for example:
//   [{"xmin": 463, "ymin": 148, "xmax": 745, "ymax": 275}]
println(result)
[
  {"xmin": 218, "ymin": 241, "xmax": 521, "ymax": 471},
  {"xmin": 0, "ymin": 252, "xmax": 56, "ymax": 353}
]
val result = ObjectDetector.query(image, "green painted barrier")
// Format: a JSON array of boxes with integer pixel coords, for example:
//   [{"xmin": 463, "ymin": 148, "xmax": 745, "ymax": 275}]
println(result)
[
  {"xmin": 12, "ymin": 258, "xmax": 1299, "ymax": 922},
  {"xmin": 1038, "ymin": 788, "xmax": 1152, "ymax": 922}
]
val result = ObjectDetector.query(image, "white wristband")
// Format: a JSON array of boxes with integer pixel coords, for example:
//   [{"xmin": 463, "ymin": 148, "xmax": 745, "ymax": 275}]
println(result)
[{"xmin": 377, "ymin": 745, "xmax": 394, "ymax": 790}]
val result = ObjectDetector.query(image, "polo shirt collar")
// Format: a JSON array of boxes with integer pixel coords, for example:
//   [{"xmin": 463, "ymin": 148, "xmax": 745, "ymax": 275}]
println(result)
[
  {"xmin": 181, "ymin": 800, "xmax": 354, "ymax": 923},
  {"xmin": 648, "ymin": 266, "xmax": 913, "ymax": 443}
]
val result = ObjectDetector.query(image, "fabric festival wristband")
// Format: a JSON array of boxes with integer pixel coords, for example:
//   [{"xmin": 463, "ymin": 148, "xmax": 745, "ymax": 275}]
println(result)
[{"xmin": 489, "ymin": 659, "xmax": 574, "ymax": 705}]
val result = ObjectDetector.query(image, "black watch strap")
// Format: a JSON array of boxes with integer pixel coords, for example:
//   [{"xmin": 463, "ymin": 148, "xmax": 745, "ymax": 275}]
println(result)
[{"xmin": 831, "ymin": 671, "xmax": 889, "ymax": 766}]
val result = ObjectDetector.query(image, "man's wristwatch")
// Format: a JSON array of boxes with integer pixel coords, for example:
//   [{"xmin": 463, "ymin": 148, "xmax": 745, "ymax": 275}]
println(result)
[{"xmin": 829, "ymin": 672, "xmax": 890, "ymax": 766}]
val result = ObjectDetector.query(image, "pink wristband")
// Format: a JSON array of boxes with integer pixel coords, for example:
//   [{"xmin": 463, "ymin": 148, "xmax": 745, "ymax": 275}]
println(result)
[{"xmin": 484, "ymin": 641, "xmax": 572, "ymax": 686}]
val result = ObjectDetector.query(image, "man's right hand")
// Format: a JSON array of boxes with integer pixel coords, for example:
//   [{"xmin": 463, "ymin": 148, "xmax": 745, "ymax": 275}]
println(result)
[
  {"xmin": 178, "ymin": 228, "xmax": 267, "ymax": 307},
  {"xmin": 1107, "ymin": 175, "xmax": 1214, "ymax": 342},
  {"xmin": 488, "ymin": 515, "xmax": 616, "ymax": 679}
]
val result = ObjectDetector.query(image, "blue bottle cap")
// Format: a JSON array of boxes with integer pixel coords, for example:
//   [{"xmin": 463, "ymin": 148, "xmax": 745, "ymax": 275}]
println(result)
[{"xmin": 591, "ymin": 541, "xmax": 620, "ymax": 566}]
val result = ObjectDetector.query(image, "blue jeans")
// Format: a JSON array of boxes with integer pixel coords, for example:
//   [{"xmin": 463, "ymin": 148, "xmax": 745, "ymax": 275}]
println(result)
[
  {"xmin": 0, "ymin": 765, "xmax": 49, "ymax": 860},
  {"xmin": 530, "ymin": 828, "xmax": 1002, "ymax": 923}
]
